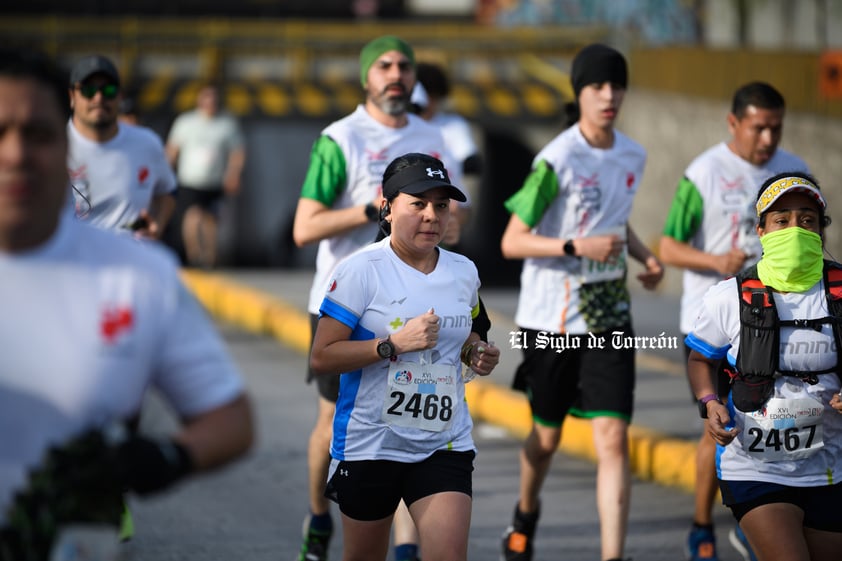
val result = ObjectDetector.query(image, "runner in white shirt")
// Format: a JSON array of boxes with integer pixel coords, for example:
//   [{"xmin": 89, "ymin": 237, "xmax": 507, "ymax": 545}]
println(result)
[
  {"xmin": 291, "ymin": 36, "xmax": 462, "ymax": 561},
  {"xmin": 311, "ymin": 152, "xmax": 498, "ymax": 561},
  {"xmin": 0, "ymin": 47, "xmax": 253, "ymax": 559},
  {"xmin": 66, "ymin": 55, "xmax": 176, "ymax": 239},
  {"xmin": 687, "ymin": 172, "xmax": 842, "ymax": 561},
  {"xmin": 411, "ymin": 62, "xmax": 480, "ymax": 247},
  {"xmin": 660, "ymin": 82, "xmax": 808, "ymax": 561},
  {"xmin": 412, "ymin": 62, "xmax": 481, "ymax": 177},
  {"xmin": 499, "ymin": 44, "xmax": 663, "ymax": 561},
  {"xmin": 165, "ymin": 83, "xmax": 246, "ymax": 268}
]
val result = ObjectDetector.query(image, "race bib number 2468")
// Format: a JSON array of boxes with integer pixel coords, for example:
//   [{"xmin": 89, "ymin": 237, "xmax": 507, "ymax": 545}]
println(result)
[{"xmin": 381, "ymin": 360, "xmax": 458, "ymax": 432}]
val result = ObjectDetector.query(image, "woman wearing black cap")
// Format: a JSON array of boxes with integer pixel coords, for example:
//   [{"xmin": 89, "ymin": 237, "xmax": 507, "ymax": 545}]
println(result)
[
  {"xmin": 687, "ymin": 172, "xmax": 842, "ymax": 561},
  {"xmin": 309, "ymin": 152, "xmax": 499, "ymax": 561}
]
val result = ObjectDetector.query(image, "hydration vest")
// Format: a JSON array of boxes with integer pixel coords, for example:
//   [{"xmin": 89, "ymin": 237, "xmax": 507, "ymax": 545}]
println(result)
[{"xmin": 731, "ymin": 261, "xmax": 842, "ymax": 412}]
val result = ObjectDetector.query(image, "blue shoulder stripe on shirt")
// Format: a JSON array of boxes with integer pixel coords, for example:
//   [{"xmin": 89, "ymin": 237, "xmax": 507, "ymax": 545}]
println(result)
[
  {"xmin": 320, "ymin": 297, "xmax": 359, "ymax": 330},
  {"xmin": 684, "ymin": 332, "xmax": 729, "ymax": 359}
]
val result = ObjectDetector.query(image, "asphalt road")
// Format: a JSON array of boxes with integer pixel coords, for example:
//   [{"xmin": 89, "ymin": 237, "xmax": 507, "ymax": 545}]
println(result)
[{"xmin": 120, "ymin": 323, "xmax": 744, "ymax": 561}]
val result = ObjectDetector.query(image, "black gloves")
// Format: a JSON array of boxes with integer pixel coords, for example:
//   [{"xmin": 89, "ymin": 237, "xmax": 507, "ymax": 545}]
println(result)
[
  {"xmin": 116, "ymin": 434, "xmax": 194, "ymax": 495},
  {"xmin": 0, "ymin": 427, "xmax": 194, "ymax": 561}
]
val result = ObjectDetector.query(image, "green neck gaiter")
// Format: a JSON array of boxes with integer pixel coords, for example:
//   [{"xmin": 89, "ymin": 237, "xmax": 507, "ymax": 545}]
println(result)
[{"xmin": 756, "ymin": 227, "xmax": 823, "ymax": 292}]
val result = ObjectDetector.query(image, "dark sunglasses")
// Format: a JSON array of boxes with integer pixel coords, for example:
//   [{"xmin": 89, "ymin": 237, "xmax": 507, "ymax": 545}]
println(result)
[{"xmin": 76, "ymin": 83, "xmax": 119, "ymax": 100}]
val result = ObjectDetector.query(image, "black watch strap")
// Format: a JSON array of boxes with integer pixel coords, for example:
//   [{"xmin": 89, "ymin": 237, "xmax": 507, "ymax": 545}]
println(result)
[
  {"xmin": 365, "ymin": 203, "xmax": 379, "ymax": 223},
  {"xmin": 376, "ymin": 336, "xmax": 396, "ymax": 359},
  {"xmin": 563, "ymin": 239, "xmax": 576, "ymax": 256}
]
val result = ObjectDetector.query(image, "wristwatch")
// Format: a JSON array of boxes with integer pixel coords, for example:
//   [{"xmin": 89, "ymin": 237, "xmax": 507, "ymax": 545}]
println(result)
[
  {"xmin": 697, "ymin": 393, "xmax": 721, "ymax": 419},
  {"xmin": 563, "ymin": 239, "xmax": 576, "ymax": 256},
  {"xmin": 376, "ymin": 336, "xmax": 396, "ymax": 359},
  {"xmin": 364, "ymin": 203, "xmax": 379, "ymax": 223}
]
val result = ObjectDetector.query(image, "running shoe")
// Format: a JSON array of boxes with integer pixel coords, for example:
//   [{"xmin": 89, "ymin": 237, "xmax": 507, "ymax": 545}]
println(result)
[
  {"xmin": 298, "ymin": 516, "xmax": 332, "ymax": 561},
  {"xmin": 501, "ymin": 527, "xmax": 533, "ymax": 561},
  {"xmin": 500, "ymin": 503, "xmax": 539, "ymax": 561},
  {"xmin": 728, "ymin": 526, "xmax": 757, "ymax": 561},
  {"xmin": 685, "ymin": 524, "xmax": 718, "ymax": 561}
]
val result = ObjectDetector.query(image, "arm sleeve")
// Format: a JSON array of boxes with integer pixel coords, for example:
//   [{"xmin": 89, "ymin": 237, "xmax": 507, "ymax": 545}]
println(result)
[
  {"xmin": 227, "ymin": 118, "xmax": 245, "ymax": 150},
  {"xmin": 503, "ymin": 160, "xmax": 559, "ymax": 228},
  {"xmin": 662, "ymin": 176, "xmax": 704, "ymax": 242},
  {"xmin": 318, "ymin": 258, "xmax": 367, "ymax": 331},
  {"xmin": 153, "ymin": 278, "xmax": 245, "ymax": 418},
  {"xmin": 470, "ymin": 295, "xmax": 491, "ymax": 341},
  {"xmin": 150, "ymin": 135, "xmax": 177, "ymax": 195},
  {"xmin": 166, "ymin": 115, "xmax": 184, "ymax": 147},
  {"xmin": 684, "ymin": 281, "xmax": 734, "ymax": 360},
  {"xmin": 299, "ymin": 135, "xmax": 348, "ymax": 208}
]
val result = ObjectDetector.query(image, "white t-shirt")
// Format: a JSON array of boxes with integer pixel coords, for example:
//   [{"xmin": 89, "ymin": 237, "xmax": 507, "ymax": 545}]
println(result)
[
  {"xmin": 686, "ymin": 277, "xmax": 842, "ymax": 485},
  {"xmin": 319, "ymin": 238, "xmax": 479, "ymax": 463},
  {"xmin": 0, "ymin": 216, "xmax": 244, "ymax": 521},
  {"xmin": 428, "ymin": 112, "xmax": 478, "ymax": 169},
  {"xmin": 304, "ymin": 105, "xmax": 463, "ymax": 314},
  {"xmin": 167, "ymin": 110, "xmax": 244, "ymax": 190},
  {"xmin": 664, "ymin": 143, "xmax": 809, "ymax": 333},
  {"xmin": 67, "ymin": 122, "xmax": 177, "ymax": 232},
  {"xmin": 510, "ymin": 125, "xmax": 647, "ymax": 334}
]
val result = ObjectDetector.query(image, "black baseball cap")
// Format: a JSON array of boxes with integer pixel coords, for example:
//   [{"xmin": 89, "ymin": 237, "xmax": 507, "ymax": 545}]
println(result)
[
  {"xmin": 69, "ymin": 55, "xmax": 120, "ymax": 86},
  {"xmin": 382, "ymin": 156, "xmax": 467, "ymax": 202}
]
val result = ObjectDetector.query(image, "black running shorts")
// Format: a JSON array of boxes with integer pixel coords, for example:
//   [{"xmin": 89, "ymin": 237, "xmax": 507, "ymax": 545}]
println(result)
[
  {"xmin": 511, "ymin": 325, "xmax": 636, "ymax": 426},
  {"xmin": 324, "ymin": 450, "xmax": 475, "ymax": 521}
]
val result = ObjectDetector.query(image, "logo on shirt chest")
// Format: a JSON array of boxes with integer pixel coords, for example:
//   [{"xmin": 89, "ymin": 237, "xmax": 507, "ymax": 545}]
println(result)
[
  {"xmin": 100, "ymin": 305, "xmax": 134, "ymax": 345},
  {"xmin": 69, "ymin": 164, "xmax": 88, "ymax": 182},
  {"xmin": 137, "ymin": 166, "xmax": 150, "ymax": 187}
]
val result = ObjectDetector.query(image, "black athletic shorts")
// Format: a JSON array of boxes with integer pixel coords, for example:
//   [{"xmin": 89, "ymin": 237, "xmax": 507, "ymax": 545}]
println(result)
[
  {"xmin": 308, "ymin": 314, "xmax": 340, "ymax": 402},
  {"xmin": 720, "ymin": 480, "xmax": 842, "ymax": 532},
  {"xmin": 176, "ymin": 185, "xmax": 224, "ymax": 216},
  {"xmin": 324, "ymin": 450, "xmax": 475, "ymax": 521},
  {"xmin": 511, "ymin": 324, "xmax": 635, "ymax": 426}
]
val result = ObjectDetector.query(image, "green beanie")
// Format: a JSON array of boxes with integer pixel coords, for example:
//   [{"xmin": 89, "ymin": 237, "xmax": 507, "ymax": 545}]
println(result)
[{"xmin": 359, "ymin": 35, "xmax": 415, "ymax": 87}]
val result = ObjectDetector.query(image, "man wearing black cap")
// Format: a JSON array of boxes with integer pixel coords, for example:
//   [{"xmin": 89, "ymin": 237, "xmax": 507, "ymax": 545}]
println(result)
[
  {"xmin": 499, "ymin": 43, "xmax": 663, "ymax": 561},
  {"xmin": 67, "ymin": 54, "xmax": 176, "ymax": 240},
  {"xmin": 291, "ymin": 35, "xmax": 462, "ymax": 561}
]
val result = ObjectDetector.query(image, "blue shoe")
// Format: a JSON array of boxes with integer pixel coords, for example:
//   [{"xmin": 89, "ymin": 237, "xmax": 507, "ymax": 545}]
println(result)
[
  {"xmin": 686, "ymin": 524, "xmax": 718, "ymax": 561},
  {"xmin": 728, "ymin": 526, "xmax": 757, "ymax": 561}
]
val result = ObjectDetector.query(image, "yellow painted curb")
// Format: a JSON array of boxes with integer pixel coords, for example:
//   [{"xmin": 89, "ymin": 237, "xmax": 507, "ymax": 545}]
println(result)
[
  {"xmin": 182, "ymin": 269, "xmax": 698, "ymax": 494},
  {"xmin": 181, "ymin": 270, "xmax": 310, "ymax": 354}
]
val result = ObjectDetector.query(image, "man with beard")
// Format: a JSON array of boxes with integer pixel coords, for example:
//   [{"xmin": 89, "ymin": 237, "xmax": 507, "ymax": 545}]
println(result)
[
  {"xmin": 292, "ymin": 35, "xmax": 461, "ymax": 561},
  {"xmin": 67, "ymin": 55, "xmax": 176, "ymax": 240}
]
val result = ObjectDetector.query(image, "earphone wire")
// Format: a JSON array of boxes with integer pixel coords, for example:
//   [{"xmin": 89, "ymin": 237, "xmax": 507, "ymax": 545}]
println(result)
[{"xmin": 70, "ymin": 183, "xmax": 91, "ymax": 218}]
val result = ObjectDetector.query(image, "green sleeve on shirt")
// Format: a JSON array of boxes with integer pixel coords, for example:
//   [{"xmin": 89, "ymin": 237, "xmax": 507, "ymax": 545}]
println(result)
[
  {"xmin": 662, "ymin": 176, "xmax": 704, "ymax": 242},
  {"xmin": 299, "ymin": 136, "xmax": 348, "ymax": 207},
  {"xmin": 503, "ymin": 160, "xmax": 559, "ymax": 228}
]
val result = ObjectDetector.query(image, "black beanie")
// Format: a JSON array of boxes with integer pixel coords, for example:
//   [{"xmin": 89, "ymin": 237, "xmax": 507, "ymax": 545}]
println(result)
[{"xmin": 570, "ymin": 44, "xmax": 627, "ymax": 99}]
